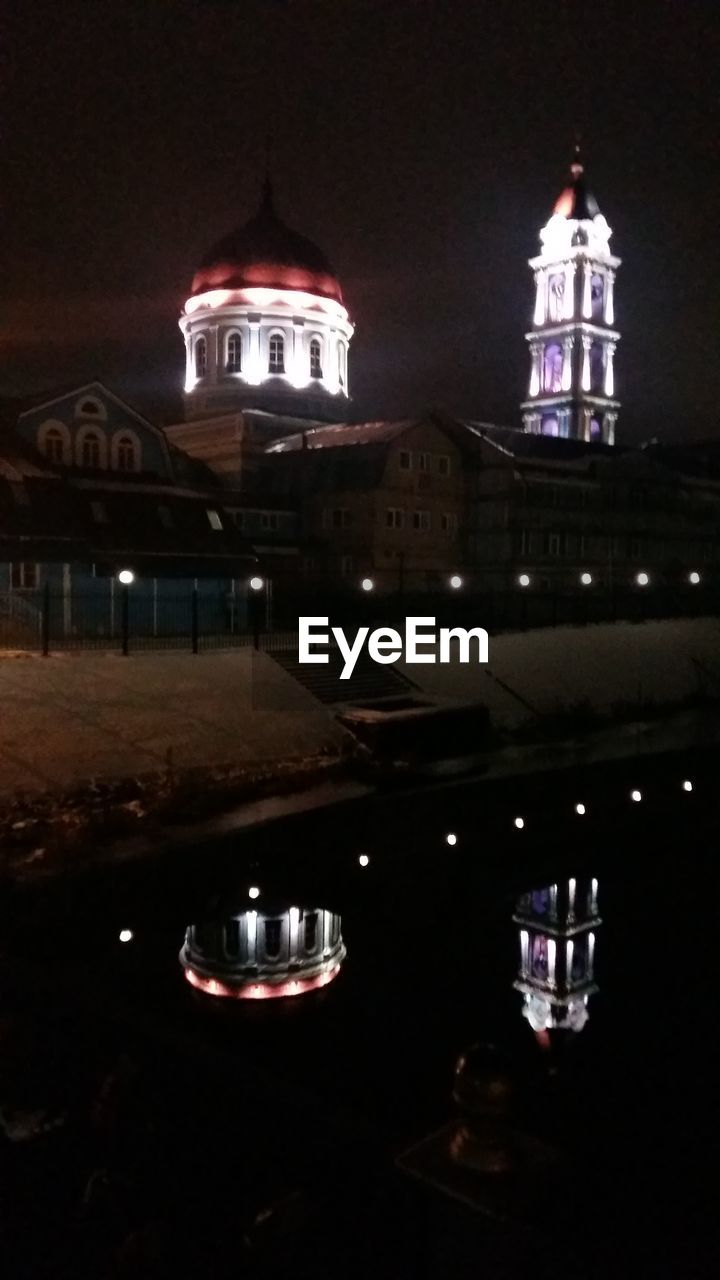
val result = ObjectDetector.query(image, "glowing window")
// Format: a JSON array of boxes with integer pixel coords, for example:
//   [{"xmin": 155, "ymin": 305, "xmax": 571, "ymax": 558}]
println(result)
[
  {"xmin": 310, "ymin": 338, "xmax": 322, "ymax": 378},
  {"xmin": 195, "ymin": 336, "xmax": 207, "ymax": 378},
  {"xmin": 81, "ymin": 433, "xmax": 101, "ymax": 468},
  {"xmin": 227, "ymin": 332, "xmax": 242, "ymax": 373},
  {"xmin": 116, "ymin": 436, "xmax": 136, "ymax": 471},
  {"xmin": 269, "ymin": 334, "xmax": 285, "ymax": 374},
  {"xmin": 44, "ymin": 428, "xmax": 65, "ymax": 463}
]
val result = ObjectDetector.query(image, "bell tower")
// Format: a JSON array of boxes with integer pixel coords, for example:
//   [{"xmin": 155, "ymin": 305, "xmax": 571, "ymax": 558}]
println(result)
[{"xmin": 522, "ymin": 146, "xmax": 621, "ymax": 444}]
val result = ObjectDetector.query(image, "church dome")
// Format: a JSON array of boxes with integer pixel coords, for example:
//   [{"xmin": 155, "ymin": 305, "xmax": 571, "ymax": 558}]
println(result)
[{"xmin": 191, "ymin": 180, "xmax": 343, "ymax": 304}]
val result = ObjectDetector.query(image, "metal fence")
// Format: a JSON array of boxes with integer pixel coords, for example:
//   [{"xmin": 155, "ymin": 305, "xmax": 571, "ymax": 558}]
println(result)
[{"xmin": 1, "ymin": 583, "xmax": 719, "ymax": 656}]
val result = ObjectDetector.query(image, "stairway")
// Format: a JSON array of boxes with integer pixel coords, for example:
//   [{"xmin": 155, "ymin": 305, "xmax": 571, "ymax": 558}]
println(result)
[{"xmin": 266, "ymin": 639, "xmax": 418, "ymax": 705}]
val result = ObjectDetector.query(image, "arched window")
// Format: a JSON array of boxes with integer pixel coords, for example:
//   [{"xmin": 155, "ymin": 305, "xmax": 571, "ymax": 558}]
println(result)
[
  {"xmin": 195, "ymin": 336, "xmax": 207, "ymax": 378},
  {"xmin": 268, "ymin": 333, "xmax": 285, "ymax": 374},
  {"xmin": 543, "ymin": 343, "xmax": 563, "ymax": 393},
  {"xmin": 227, "ymin": 332, "xmax": 242, "ymax": 373},
  {"xmin": 81, "ymin": 400, "xmax": 100, "ymax": 415},
  {"xmin": 590, "ymin": 274, "xmax": 604, "ymax": 321},
  {"xmin": 309, "ymin": 338, "xmax": 322, "ymax": 379},
  {"xmin": 590, "ymin": 342, "xmax": 604, "ymax": 394},
  {"xmin": 337, "ymin": 342, "xmax": 346, "ymax": 387},
  {"xmin": 44, "ymin": 428, "xmax": 65, "ymax": 463},
  {"xmin": 81, "ymin": 432, "xmax": 101, "ymax": 468},
  {"xmin": 116, "ymin": 436, "xmax": 136, "ymax": 471}
]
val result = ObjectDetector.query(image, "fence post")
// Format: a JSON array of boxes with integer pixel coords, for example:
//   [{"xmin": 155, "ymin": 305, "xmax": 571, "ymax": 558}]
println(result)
[
  {"xmin": 41, "ymin": 582, "xmax": 50, "ymax": 656},
  {"xmin": 191, "ymin": 587, "xmax": 199, "ymax": 654},
  {"xmin": 121, "ymin": 585, "xmax": 130, "ymax": 656}
]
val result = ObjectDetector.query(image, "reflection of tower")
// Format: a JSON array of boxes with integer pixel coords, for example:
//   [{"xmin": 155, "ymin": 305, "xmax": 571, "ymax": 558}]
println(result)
[
  {"xmin": 180, "ymin": 904, "xmax": 345, "ymax": 1000},
  {"xmin": 513, "ymin": 876, "xmax": 601, "ymax": 1035},
  {"xmin": 522, "ymin": 146, "xmax": 621, "ymax": 445}
]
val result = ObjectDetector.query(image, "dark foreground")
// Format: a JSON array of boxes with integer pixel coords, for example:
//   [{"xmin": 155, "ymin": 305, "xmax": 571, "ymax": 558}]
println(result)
[{"xmin": 1, "ymin": 747, "xmax": 718, "ymax": 1278}]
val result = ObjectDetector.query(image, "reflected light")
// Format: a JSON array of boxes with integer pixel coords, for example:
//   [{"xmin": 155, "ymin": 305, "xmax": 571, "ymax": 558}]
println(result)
[
  {"xmin": 682, "ymin": 779, "xmax": 693, "ymax": 792},
  {"xmin": 630, "ymin": 789, "xmax": 642, "ymax": 803},
  {"xmin": 184, "ymin": 963, "xmax": 341, "ymax": 1001},
  {"xmin": 575, "ymin": 803, "xmax": 586, "ymax": 815},
  {"xmin": 445, "ymin": 833, "xmax": 457, "ymax": 846},
  {"xmin": 248, "ymin": 886, "xmax": 261, "ymax": 900},
  {"xmin": 119, "ymin": 929, "xmax": 133, "ymax": 943},
  {"xmin": 358, "ymin": 854, "xmax": 370, "ymax": 867},
  {"xmin": 514, "ymin": 817, "xmax": 525, "ymax": 830}
]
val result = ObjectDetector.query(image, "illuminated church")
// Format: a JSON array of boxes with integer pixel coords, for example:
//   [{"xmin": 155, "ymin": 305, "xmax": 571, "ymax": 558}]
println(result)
[{"xmin": 513, "ymin": 875, "xmax": 601, "ymax": 1037}]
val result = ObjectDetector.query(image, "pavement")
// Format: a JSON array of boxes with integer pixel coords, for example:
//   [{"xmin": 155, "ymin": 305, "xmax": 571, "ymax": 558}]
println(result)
[{"xmin": 0, "ymin": 649, "xmax": 345, "ymax": 795}]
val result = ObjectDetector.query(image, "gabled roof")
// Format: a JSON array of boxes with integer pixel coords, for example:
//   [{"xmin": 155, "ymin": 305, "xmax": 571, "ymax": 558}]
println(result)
[{"xmin": 266, "ymin": 419, "xmax": 418, "ymax": 453}]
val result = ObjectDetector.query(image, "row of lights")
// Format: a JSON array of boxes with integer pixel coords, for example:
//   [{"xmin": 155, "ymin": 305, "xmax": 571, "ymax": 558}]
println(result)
[
  {"xmin": 518, "ymin": 570, "xmax": 702, "ymax": 589},
  {"xmin": 441, "ymin": 777, "xmax": 695, "ymax": 842},
  {"xmin": 117, "ymin": 569, "xmax": 266, "ymax": 591},
  {"xmin": 118, "ymin": 778, "xmax": 696, "ymax": 943}
]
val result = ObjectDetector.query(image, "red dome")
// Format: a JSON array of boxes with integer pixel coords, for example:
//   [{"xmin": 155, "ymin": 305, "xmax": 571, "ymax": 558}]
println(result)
[{"xmin": 191, "ymin": 181, "xmax": 343, "ymax": 304}]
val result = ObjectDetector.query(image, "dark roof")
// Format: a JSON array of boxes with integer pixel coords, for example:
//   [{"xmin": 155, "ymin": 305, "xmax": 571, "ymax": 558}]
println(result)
[
  {"xmin": 553, "ymin": 149, "xmax": 601, "ymax": 220},
  {"xmin": 266, "ymin": 420, "xmax": 416, "ymax": 453},
  {"xmin": 192, "ymin": 181, "xmax": 343, "ymax": 304},
  {"xmin": 463, "ymin": 422, "xmax": 624, "ymax": 463}
]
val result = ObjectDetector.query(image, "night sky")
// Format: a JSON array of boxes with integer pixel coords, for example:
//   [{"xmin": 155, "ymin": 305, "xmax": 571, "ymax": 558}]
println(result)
[{"xmin": 2, "ymin": 0, "xmax": 718, "ymax": 442}]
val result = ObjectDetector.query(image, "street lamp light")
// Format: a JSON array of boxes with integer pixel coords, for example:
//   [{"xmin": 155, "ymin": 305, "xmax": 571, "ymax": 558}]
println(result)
[
  {"xmin": 635, "ymin": 572, "xmax": 649, "ymax": 587},
  {"xmin": 117, "ymin": 569, "xmax": 135, "ymax": 586},
  {"xmin": 518, "ymin": 573, "xmax": 531, "ymax": 588},
  {"xmin": 449, "ymin": 574, "xmax": 463, "ymax": 590},
  {"xmin": 360, "ymin": 577, "xmax": 374, "ymax": 592},
  {"xmin": 688, "ymin": 570, "xmax": 701, "ymax": 585},
  {"xmin": 580, "ymin": 572, "xmax": 593, "ymax": 586},
  {"xmin": 249, "ymin": 575, "xmax": 265, "ymax": 592}
]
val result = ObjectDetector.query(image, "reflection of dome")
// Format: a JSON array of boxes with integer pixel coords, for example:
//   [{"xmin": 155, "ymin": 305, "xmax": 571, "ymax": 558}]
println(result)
[
  {"xmin": 180, "ymin": 904, "xmax": 345, "ymax": 1001},
  {"xmin": 521, "ymin": 991, "xmax": 590, "ymax": 1034},
  {"xmin": 191, "ymin": 180, "xmax": 343, "ymax": 304}
]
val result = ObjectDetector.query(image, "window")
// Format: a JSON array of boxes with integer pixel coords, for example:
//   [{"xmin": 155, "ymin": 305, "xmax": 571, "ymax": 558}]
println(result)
[
  {"xmin": 116, "ymin": 436, "xmax": 136, "ymax": 472},
  {"xmin": 399, "ymin": 451, "xmax": 412, "ymax": 470},
  {"xmin": 548, "ymin": 532, "xmax": 563, "ymax": 556},
  {"xmin": 158, "ymin": 505, "xmax": 174, "ymax": 529},
  {"xmin": 81, "ymin": 400, "xmax": 100, "ymax": 415},
  {"xmin": 386, "ymin": 508, "xmax": 404, "ymax": 529},
  {"xmin": 90, "ymin": 500, "xmax": 108, "ymax": 524},
  {"xmin": 417, "ymin": 453, "xmax": 431, "ymax": 472},
  {"xmin": 195, "ymin": 336, "xmax": 207, "ymax": 378},
  {"xmin": 304, "ymin": 912, "xmax": 318, "ymax": 953},
  {"xmin": 440, "ymin": 512, "xmax": 457, "ymax": 533},
  {"xmin": 437, "ymin": 455, "xmax": 451, "ymax": 476},
  {"xmin": 264, "ymin": 919, "xmax": 282, "ymax": 959},
  {"xmin": 207, "ymin": 509, "xmax": 223, "ymax": 531},
  {"xmin": 227, "ymin": 509, "xmax": 244, "ymax": 530},
  {"xmin": 227, "ymin": 332, "xmax": 242, "ymax": 373},
  {"xmin": 269, "ymin": 333, "xmax": 285, "ymax": 374},
  {"xmin": 543, "ymin": 343, "xmax": 563, "ymax": 393},
  {"xmin": 11, "ymin": 562, "xmax": 39, "ymax": 589},
  {"xmin": 44, "ymin": 428, "xmax": 65, "ymax": 463},
  {"xmin": 413, "ymin": 510, "xmax": 431, "ymax": 531},
  {"xmin": 548, "ymin": 273, "xmax": 565, "ymax": 322},
  {"xmin": 309, "ymin": 338, "xmax": 322, "ymax": 379},
  {"xmin": 81, "ymin": 433, "xmax": 101, "ymax": 468},
  {"xmin": 261, "ymin": 512, "xmax": 280, "ymax": 532},
  {"xmin": 324, "ymin": 508, "xmax": 350, "ymax": 530}
]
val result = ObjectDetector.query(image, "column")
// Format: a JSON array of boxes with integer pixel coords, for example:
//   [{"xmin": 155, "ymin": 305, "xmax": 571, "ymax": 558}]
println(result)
[
  {"xmin": 587, "ymin": 931, "xmax": 596, "ymax": 979},
  {"xmin": 519, "ymin": 929, "xmax": 529, "ymax": 978},
  {"xmin": 292, "ymin": 318, "xmax": 306, "ymax": 388},
  {"xmin": 605, "ymin": 270, "xmax": 615, "ymax": 325},
  {"xmin": 247, "ymin": 315, "xmax": 261, "ymax": 384},
  {"xmin": 563, "ymin": 262, "xmax": 576, "ymax": 319},
  {"xmin": 566, "ymin": 939, "xmax": 574, "ymax": 987},
  {"xmin": 561, "ymin": 336, "xmax": 573, "ymax": 391},
  {"xmin": 289, "ymin": 906, "xmax": 300, "ymax": 959},
  {"xmin": 605, "ymin": 342, "xmax": 616, "ymax": 396},
  {"xmin": 209, "ymin": 324, "xmax": 220, "ymax": 385},
  {"xmin": 581, "ymin": 335, "xmax": 592, "ymax": 391},
  {"xmin": 547, "ymin": 937, "xmax": 557, "ymax": 988},
  {"xmin": 582, "ymin": 263, "xmax": 592, "ymax": 318},
  {"xmin": 246, "ymin": 909, "xmax": 258, "ymax": 963},
  {"xmin": 529, "ymin": 342, "xmax": 541, "ymax": 396},
  {"xmin": 534, "ymin": 269, "xmax": 547, "ymax": 325}
]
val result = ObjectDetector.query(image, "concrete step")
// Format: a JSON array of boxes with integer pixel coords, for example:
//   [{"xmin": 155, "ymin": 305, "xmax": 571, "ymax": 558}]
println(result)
[{"xmin": 267, "ymin": 644, "xmax": 415, "ymax": 705}]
